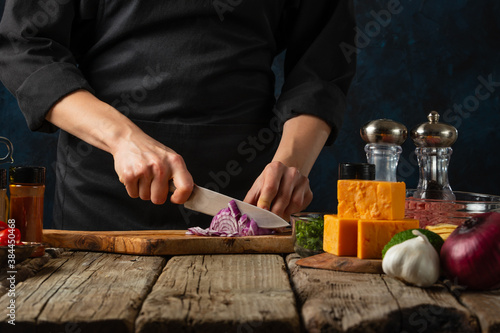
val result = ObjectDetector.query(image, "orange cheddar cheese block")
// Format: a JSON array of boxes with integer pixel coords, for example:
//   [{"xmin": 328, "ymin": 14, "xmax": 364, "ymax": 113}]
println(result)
[
  {"xmin": 357, "ymin": 218, "xmax": 419, "ymax": 259},
  {"xmin": 337, "ymin": 180, "xmax": 406, "ymax": 220},
  {"xmin": 323, "ymin": 214, "xmax": 358, "ymax": 256}
]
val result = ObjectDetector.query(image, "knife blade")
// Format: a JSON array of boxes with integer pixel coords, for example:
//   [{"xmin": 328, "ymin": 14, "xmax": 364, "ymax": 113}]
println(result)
[{"xmin": 169, "ymin": 183, "xmax": 290, "ymax": 229}]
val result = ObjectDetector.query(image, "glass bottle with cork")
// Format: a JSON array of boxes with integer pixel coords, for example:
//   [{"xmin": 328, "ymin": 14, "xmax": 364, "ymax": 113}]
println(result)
[{"xmin": 9, "ymin": 166, "xmax": 46, "ymax": 256}]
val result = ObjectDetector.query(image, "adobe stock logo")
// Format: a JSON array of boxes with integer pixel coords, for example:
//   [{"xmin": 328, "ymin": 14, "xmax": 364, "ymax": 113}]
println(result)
[
  {"xmin": 340, "ymin": 0, "xmax": 404, "ymax": 63},
  {"xmin": 110, "ymin": 65, "xmax": 170, "ymax": 117},
  {"xmin": 213, "ymin": 0, "xmax": 244, "ymax": 21},
  {"xmin": 442, "ymin": 74, "xmax": 500, "ymax": 128}
]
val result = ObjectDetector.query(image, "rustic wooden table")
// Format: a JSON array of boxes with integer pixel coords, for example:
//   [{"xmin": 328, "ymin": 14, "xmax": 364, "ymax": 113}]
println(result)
[{"xmin": 1, "ymin": 249, "xmax": 499, "ymax": 333}]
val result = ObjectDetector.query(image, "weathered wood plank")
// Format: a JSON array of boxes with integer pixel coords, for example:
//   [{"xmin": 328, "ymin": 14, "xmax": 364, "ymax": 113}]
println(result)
[
  {"xmin": 287, "ymin": 254, "xmax": 479, "ymax": 333},
  {"xmin": 0, "ymin": 251, "xmax": 165, "ymax": 333},
  {"xmin": 43, "ymin": 229, "xmax": 294, "ymax": 255},
  {"xmin": 135, "ymin": 254, "xmax": 300, "ymax": 333},
  {"xmin": 455, "ymin": 288, "xmax": 500, "ymax": 333},
  {"xmin": 0, "ymin": 251, "xmax": 72, "ymax": 333},
  {"xmin": 288, "ymin": 253, "xmax": 400, "ymax": 332},
  {"xmin": 0, "ymin": 249, "xmax": 56, "ymax": 296},
  {"xmin": 382, "ymin": 275, "xmax": 478, "ymax": 333}
]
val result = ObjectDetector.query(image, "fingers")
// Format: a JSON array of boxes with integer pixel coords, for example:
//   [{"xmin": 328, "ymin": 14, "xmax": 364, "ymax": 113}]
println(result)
[
  {"xmin": 283, "ymin": 180, "xmax": 313, "ymax": 220},
  {"xmin": 256, "ymin": 164, "xmax": 281, "ymax": 211},
  {"xmin": 150, "ymin": 163, "xmax": 168, "ymax": 204},
  {"xmin": 138, "ymin": 169, "xmax": 154, "ymax": 201},
  {"xmin": 149, "ymin": 154, "xmax": 193, "ymax": 205},
  {"xmin": 245, "ymin": 161, "xmax": 313, "ymax": 220},
  {"xmin": 271, "ymin": 168, "xmax": 302, "ymax": 217},
  {"xmin": 269, "ymin": 165, "xmax": 312, "ymax": 219},
  {"xmin": 118, "ymin": 160, "xmax": 155, "ymax": 202},
  {"xmin": 119, "ymin": 168, "xmax": 140, "ymax": 199},
  {"xmin": 115, "ymin": 142, "xmax": 194, "ymax": 205},
  {"xmin": 243, "ymin": 174, "xmax": 263, "ymax": 206},
  {"xmin": 168, "ymin": 155, "xmax": 194, "ymax": 204}
]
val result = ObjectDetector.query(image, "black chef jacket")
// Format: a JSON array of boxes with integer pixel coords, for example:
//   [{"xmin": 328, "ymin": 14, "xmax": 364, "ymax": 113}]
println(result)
[{"xmin": 0, "ymin": 0, "xmax": 355, "ymax": 230}]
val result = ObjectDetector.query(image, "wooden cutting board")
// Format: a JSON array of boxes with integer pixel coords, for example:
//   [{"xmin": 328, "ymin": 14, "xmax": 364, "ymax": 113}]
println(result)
[
  {"xmin": 42, "ymin": 229, "xmax": 293, "ymax": 255},
  {"xmin": 296, "ymin": 252, "xmax": 383, "ymax": 274}
]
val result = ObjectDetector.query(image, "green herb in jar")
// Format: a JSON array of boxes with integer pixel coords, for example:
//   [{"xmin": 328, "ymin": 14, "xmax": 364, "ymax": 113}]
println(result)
[{"xmin": 295, "ymin": 216, "xmax": 324, "ymax": 251}]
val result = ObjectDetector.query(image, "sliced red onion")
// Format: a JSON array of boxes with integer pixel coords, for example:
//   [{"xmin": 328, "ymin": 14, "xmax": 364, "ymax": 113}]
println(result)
[
  {"xmin": 186, "ymin": 227, "xmax": 209, "ymax": 236},
  {"xmin": 209, "ymin": 207, "xmax": 239, "ymax": 236},
  {"xmin": 186, "ymin": 200, "xmax": 275, "ymax": 237},
  {"xmin": 242, "ymin": 217, "xmax": 273, "ymax": 236},
  {"xmin": 228, "ymin": 200, "xmax": 241, "ymax": 219}
]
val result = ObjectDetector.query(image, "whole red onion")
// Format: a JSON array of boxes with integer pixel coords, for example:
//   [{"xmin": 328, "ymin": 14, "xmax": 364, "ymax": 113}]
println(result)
[{"xmin": 440, "ymin": 211, "xmax": 500, "ymax": 290}]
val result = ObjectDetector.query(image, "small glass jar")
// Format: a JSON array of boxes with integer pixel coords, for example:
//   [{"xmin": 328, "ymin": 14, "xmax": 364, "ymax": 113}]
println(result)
[
  {"xmin": 9, "ymin": 166, "xmax": 46, "ymax": 256},
  {"xmin": 0, "ymin": 169, "xmax": 7, "ymax": 222},
  {"xmin": 291, "ymin": 212, "xmax": 324, "ymax": 258}
]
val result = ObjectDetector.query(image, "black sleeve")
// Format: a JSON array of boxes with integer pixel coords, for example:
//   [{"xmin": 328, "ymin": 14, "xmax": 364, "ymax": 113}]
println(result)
[
  {"xmin": 0, "ymin": 0, "xmax": 94, "ymax": 132},
  {"xmin": 275, "ymin": 0, "xmax": 356, "ymax": 145}
]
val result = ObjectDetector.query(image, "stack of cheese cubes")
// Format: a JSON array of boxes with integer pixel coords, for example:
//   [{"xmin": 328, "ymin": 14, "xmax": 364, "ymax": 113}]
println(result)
[{"xmin": 323, "ymin": 180, "xmax": 419, "ymax": 259}]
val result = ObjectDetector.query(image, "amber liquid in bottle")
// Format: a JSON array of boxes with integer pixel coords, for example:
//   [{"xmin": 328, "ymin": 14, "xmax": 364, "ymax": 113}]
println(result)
[
  {"xmin": 9, "ymin": 184, "xmax": 45, "ymax": 256},
  {"xmin": 0, "ymin": 188, "xmax": 7, "ymax": 223}
]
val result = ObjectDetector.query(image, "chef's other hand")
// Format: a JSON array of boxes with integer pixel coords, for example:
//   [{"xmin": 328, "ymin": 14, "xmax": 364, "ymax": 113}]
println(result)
[
  {"xmin": 113, "ymin": 132, "xmax": 194, "ymax": 205},
  {"xmin": 244, "ymin": 161, "xmax": 313, "ymax": 221}
]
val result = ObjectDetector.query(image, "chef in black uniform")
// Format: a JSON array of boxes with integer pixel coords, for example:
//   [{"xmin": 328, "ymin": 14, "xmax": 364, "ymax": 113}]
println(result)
[{"xmin": 0, "ymin": 1, "xmax": 355, "ymax": 230}]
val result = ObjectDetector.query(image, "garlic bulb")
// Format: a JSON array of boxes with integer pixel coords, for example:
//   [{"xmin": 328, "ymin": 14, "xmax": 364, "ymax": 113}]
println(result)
[{"xmin": 382, "ymin": 229, "xmax": 440, "ymax": 287}]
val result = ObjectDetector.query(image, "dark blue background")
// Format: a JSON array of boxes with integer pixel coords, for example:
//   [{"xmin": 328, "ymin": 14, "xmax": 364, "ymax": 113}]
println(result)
[{"xmin": 1, "ymin": 1, "xmax": 499, "ymax": 228}]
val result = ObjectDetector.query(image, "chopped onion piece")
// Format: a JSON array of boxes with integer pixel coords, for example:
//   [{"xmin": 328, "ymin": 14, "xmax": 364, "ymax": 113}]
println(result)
[{"xmin": 186, "ymin": 200, "xmax": 275, "ymax": 237}]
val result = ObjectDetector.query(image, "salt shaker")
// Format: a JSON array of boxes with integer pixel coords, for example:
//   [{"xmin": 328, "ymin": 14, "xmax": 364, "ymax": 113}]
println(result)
[
  {"xmin": 410, "ymin": 111, "xmax": 458, "ymax": 200},
  {"xmin": 360, "ymin": 119, "xmax": 407, "ymax": 182}
]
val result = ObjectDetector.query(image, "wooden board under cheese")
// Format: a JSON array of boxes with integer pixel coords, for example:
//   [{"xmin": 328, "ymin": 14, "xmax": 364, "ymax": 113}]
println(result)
[{"xmin": 296, "ymin": 252, "xmax": 383, "ymax": 274}]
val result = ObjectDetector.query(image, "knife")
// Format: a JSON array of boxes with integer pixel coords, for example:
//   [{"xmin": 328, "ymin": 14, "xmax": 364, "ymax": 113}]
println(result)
[{"xmin": 169, "ymin": 183, "xmax": 290, "ymax": 229}]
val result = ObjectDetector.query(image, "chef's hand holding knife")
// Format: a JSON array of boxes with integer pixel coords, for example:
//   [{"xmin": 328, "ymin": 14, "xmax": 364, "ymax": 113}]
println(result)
[{"xmin": 46, "ymin": 89, "xmax": 194, "ymax": 205}]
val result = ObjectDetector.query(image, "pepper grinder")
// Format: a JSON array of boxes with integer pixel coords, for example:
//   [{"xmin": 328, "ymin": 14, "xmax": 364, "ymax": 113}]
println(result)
[
  {"xmin": 361, "ymin": 119, "xmax": 407, "ymax": 182},
  {"xmin": 410, "ymin": 111, "xmax": 458, "ymax": 200}
]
